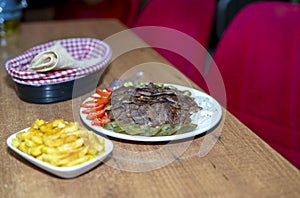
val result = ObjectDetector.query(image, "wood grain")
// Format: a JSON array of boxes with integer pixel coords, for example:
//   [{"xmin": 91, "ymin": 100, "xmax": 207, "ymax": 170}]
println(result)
[{"xmin": 1, "ymin": 19, "xmax": 299, "ymax": 198}]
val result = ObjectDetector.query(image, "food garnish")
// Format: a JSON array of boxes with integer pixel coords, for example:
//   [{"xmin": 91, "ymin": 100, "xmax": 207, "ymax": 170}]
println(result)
[
  {"xmin": 80, "ymin": 88, "xmax": 112, "ymax": 126},
  {"xmin": 11, "ymin": 119, "xmax": 105, "ymax": 167}
]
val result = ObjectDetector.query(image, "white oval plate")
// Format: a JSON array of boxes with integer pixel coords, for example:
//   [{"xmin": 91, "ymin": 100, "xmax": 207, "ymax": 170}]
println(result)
[
  {"xmin": 80, "ymin": 84, "xmax": 223, "ymax": 142},
  {"xmin": 7, "ymin": 128, "xmax": 114, "ymax": 178}
]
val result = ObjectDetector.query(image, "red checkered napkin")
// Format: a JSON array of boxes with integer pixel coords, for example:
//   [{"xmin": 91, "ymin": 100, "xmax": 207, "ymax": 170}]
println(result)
[
  {"xmin": 12, "ymin": 75, "xmax": 86, "ymax": 86},
  {"xmin": 5, "ymin": 38, "xmax": 112, "ymax": 85}
]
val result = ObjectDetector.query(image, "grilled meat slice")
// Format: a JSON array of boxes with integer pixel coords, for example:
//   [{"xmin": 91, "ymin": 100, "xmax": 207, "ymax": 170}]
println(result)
[{"xmin": 107, "ymin": 83, "xmax": 201, "ymax": 127}]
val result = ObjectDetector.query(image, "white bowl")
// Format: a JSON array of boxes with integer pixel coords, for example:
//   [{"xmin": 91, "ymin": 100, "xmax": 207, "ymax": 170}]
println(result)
[{"xmin": 7, "ymin": 128, "xmax": 114, "ymax": 179}]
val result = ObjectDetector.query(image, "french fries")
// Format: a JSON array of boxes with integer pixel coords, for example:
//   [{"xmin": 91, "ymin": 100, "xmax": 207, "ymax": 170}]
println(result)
[{"xmin": 12, "ymin": 119, "xmax": 105, "ymax": 167}]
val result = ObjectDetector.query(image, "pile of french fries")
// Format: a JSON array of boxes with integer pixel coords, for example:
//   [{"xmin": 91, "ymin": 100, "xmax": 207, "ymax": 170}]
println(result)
[{"xmin": 11, "ymin": 119, "xmax": 105, "ymax": 167}]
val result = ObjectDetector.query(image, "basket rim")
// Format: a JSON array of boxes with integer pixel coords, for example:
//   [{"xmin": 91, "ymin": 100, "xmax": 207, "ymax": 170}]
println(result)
[{"xmin": 5, "ymin": 37, "xmax": 112, "ymax": 85}]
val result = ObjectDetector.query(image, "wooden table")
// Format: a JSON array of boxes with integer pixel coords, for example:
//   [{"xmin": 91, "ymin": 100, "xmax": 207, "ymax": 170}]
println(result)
[{"xmin": 1, "ymin": 19, "xmax": 300, "ymax": 198}]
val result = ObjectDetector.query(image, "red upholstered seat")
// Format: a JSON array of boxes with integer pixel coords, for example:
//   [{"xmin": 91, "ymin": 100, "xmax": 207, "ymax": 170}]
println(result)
[
  {"xmin": 131, "ymin": 0, "xmax": 216, "ymax": 88},
  {"xmin": 55, "ymin": 0, "xmax": 140, "ymax": 26},
  {"xmin": 206, "ymin": 2, "xmax": 300, "ymax": 168}
]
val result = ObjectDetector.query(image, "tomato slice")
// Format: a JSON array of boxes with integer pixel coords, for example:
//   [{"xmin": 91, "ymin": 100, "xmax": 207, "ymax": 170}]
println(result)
[
  {"xmin": 97, "ymin": 97, "xmax": 110, "ymax": 105},
  {"xmin": 101, "ymin": 115, "xmax": 111, "ymax": 123},
  {"xmin": 80, "ymin": 102, "xmax": 99, "ymax": 108},
  {"xmin": 90, "ymin": 95, "xmax": 102, "ymax": 99},
  {"xmin": 96, "ymin": 89, "xmax": 111, "ymax": 97},
  {"xmin": 86, "ymin": 109, "xmax": 105, "ymax": 120},
  {"xmin": 81, "ymin": 104, "xmax": 105, "ymax": 114},
  {"xmin": 81, "ymin": 88, "xmax": 113, "ymax": 125},
  {"xmin": 106, "ymin": 88, "xmax": 114, "ymax": 92},
  {"xmin": 91, "ymin": 115, "xmax": 111, "ymax": 126},
  {"xmin": 91, "ymin": 119, "xmax": 102, "ymax": 126}
]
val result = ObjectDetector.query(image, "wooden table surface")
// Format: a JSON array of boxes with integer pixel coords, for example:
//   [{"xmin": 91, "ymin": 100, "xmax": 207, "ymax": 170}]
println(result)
[{"xmin": 1, "ymin": 19, "xmax": 300, "ymax": 198}]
